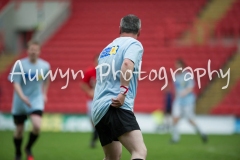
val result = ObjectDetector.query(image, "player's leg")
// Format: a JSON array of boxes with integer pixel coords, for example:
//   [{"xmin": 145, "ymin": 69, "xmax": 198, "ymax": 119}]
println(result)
[
  {"xmin": 95, "ymin": 107, "xmax": 123, "ymax": 160},
  {"xmin": 119, "ymin": 130, "xmax": 147, "ymax": 160},
  {"xmin": 13, "ymin": 115, "xmax": 27, "ymax": 160},
  {"xmin": 164, "ymin": 113, "xmax": 172, "ymax": 132},
  {"xmin": 90, "ymin": 120, "xmax": 98, "ymax": 148},
  {"xmin": 88, "ymin": 101, "xmax": 98, "ymax": 148},
  {"xmin": 185, "ymin": 105, "xmax": 208, "ymax": 143},
  {"xmin": 102, "ymin": 141, "xmax": 122, "ymax": 160},
  {"xmin": 25, "ymin": 110, "xmax": 42, "ymax": 158},
  {"xmin": 165, "ymin": 104, "xmax": 172, "ymax": 132},
  {"xmin": 112, "ymin": 108, "xmax": 147, "ymax": 159},
  {"xmin": 92, "ymin": 128, "xmax": 98, "ymax": 145},
  {"xmin": 171, "ymin": 102, "xmax": 181, "ymax": 143}
]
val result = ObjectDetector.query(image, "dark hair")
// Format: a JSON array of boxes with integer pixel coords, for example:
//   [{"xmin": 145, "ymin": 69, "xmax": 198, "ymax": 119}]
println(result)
[
  {"xmin": 176, "ymin": 58, "xmax": 186, "ymax": 67},
  {"xmin": 27, "ymin": 40, "xmax": 40, "ymax": 48},
  {"xmin": 120, "ymin": 14, "xmax": 141, "ymax": 34}
]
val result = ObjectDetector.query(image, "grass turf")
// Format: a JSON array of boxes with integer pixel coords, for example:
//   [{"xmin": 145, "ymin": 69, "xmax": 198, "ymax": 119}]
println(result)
[{"xmin": 0, "ymin": 131, "xmax": 240, "ymax": 160}]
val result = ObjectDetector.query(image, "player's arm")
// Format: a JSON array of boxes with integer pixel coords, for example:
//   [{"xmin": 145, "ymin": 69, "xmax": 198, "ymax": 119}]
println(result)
[
  {"xmin": 13, "ymin": 82, "xmax": 31, "ymax": 107},
  {"xmin": 43, "ymin": 77, "xmax": 50, "ymax": 103},
  {"xmin": 80, "ymin": 70, "xmax": 94, "ymax": 99},
  {"xmin": 111, "ymin": 43, "xmax": 143, "ymax": 108},
  {"xmin": 180, "ymin": 87, "xmax": 193, "ymax": 97},
  {"xmin": 120, "ymin": 59, "xmax": 134, "ymax": 86},
  {"xmin": 9, "ymin": 61, "xmax": 31, "ymax": 107},
  {"xmin": 81, "ymin": 82, "xmax": 94, "ymax": 99},
  {"xmin": 42, "ymin": 65, "xmax": 51, "ymax": 103},
  {"xmin": 180, "ymin": 78, "xmax": 195, "ymax": 97},
  {"xmin": 111, "ymin": 59, "xmax": 134, "ymax": 108}
]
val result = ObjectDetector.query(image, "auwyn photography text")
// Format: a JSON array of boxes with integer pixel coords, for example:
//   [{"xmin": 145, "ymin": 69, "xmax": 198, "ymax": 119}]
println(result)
[{"xmin": 10, "ymin": 60, "xmax": 230, "ymax": 90}]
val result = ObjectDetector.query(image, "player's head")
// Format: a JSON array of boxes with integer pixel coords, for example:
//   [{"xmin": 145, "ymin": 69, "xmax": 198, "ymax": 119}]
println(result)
[
  {"xmin": 120, "ymin": 14, "xmax": 141, "ymax": 37},
  {"xmin": 27, "ymin": 40, "xmax": 41, "ymax": 62},
  {"xmin": 175, "ymin": 58, "xmax": 186, "ymax": 69}
]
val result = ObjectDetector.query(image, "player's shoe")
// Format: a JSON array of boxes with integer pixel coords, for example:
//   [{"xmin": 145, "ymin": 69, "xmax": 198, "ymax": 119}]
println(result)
[
  {"xmin": 26, "ymin": 155, "xmax": 34, "ymax": 160},
  {"xmin": 14, "ymin": 155, "xmax": 21, "ymax": 160},
  {"xmin": 201, "ymin": 134, "xmax": 208, "ymax": 143},
  {"xmin": 169, "ymin": 139, "xmax": 179, "ymax": 144},
  {"xmin": 90, "ymin": 141, "xmax": 96, "ymax": 148},
  {"xmin": 25, "ymin": 148, "xmax": 34, "ymax": 160}
]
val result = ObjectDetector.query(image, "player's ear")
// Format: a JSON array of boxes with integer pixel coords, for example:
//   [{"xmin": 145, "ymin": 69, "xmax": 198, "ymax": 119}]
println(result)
[
  {"xmin": 137, "ymin": 30, "xmax": 141, "ymax": 37},
  {"xmin": 119, "ymin": 26, "xmax": 122, "ymax": 34}
]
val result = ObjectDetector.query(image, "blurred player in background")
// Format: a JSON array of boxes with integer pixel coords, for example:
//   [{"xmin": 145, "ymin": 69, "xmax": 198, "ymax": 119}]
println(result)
[
  {"xmin": 80, "ymin": 55, "xmax": 98, "ymax": 148},
  {"xmin": 171, "ymin": 58, "xmax": 207, "ymax": 143},
  {"xmin": 92, "ymin": 14, "xmax": 147, "ymax": 160},
  {"xmin": 9, "ymin": 41, "xmax": 50, "ymax": 160},
  {"xmin": 163, "ymin": 85, "xmax": 173, "ymax": 132}
]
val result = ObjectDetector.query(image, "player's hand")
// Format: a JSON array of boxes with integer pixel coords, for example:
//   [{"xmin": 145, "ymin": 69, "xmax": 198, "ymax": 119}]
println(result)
[
  {"xmin": 88, "ymin": 89, "xmax": 94, "ymax": 99},
  {"xmin": 44, "ymin": 94, "xmax": 48, "ymax": 103},
  {"xmin": 21, "ymin": 95, "xmax": 31, "ymax": 107},
  {"xmin": 111, "ymin": 93, "xmax": 126, "ymax": 108},
  {"xmin": 180, "ymin": 91, "xmax": 187, "ymax": 97}
]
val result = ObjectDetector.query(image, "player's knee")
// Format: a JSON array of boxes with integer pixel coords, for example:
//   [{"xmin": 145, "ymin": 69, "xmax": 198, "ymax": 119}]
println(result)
[
  {"xmin": 140, "ymin": 145, "xmax": 147, "ymax": 158},
  {"xmin": 15, "ymin": 130, "xmax": 23, "ymax": 138},
  {"xmin": 132, "ymin": 145, "xmax": 147, "ymax": 159},
  {"xmin": 32, "ymin": 124, "xmax": 41, "ymax": 134},
  {"xmin": 15, "ymin": 125, "xmax": 24, "ymax": 138}
]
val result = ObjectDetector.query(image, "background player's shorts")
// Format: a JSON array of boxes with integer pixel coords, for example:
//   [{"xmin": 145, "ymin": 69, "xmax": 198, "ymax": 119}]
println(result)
[
  {"xmin": 172, "ymin": 102, "xmax": 195, "ymax": 119},
  {"xmin": 95, "ymin": 106, "xmax": 140, "ymax": 146},
  {"xmin": 13, "ymin": 110, "xmax": 43, "ymax": 125}
]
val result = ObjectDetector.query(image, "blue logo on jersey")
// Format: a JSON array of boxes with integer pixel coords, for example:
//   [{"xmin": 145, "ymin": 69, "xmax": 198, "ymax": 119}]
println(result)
[
  {"xmin": 25, "ymin": 73, "xmax": 43, "ymax": 81},
  {"xmin": 100, "ymin": 45, "xmax": 119, "ymax": 58}
]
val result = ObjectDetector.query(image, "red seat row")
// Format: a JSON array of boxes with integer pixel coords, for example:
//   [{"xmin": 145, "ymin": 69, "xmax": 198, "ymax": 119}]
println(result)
[
  {"xmin": 215, "ymin": 0, "xmax": 240, "ymax": 37},
  {"xmin": 3, "ymin": 0, "xmax": 238, "ymax": 115},
  {"xmin": 211, "ymin": 79, "xmax": 240, "ymax": 116}
]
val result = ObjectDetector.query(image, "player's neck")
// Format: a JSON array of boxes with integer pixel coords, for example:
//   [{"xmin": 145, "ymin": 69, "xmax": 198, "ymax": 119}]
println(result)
[
  {"xmin": 28, "ymin": 58, "xmax": 38, "ymax": 64},
  {"xmin": 120, "ymin": 33, "xmax": 138, "ymax": 39}
]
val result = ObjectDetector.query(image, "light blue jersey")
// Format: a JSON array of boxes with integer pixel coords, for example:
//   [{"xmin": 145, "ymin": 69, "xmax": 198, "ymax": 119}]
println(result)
[
  {"xmin": 92, "ymin": 37, "xmax": 144, "ymax": 126},
  {"xmin": 8, "ymin": 58, "xmax": 50, "ymax": 115},
  {"xmin": 173, "ymin": 72, "xmax": 196, "ymax": 106}
]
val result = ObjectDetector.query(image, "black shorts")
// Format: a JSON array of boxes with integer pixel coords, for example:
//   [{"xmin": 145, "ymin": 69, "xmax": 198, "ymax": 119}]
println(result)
[
  {"xmin": 13, "ymin": 110, "xmax": 43, "ymax": 125},
  {"xmin": 95, "ymin": 106, "xmax": 140, "ymax": 146}
]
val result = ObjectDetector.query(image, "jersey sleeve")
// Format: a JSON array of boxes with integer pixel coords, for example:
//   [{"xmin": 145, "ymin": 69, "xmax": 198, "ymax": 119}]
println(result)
[
  {"xmin": 124, "ymin": 42, "xmax": 143, "ymax": 64},
  {"xmin": 8, "ymin": 61, "xmax": 23, "ymax": 84}
]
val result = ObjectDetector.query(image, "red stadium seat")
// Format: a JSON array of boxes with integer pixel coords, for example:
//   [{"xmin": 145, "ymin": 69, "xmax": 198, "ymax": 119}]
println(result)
[
  {"xmin": 215, "ymin": 0, "xmax": 240, "ymax": 37},
  {"xmin": 3, "ymin": 0, "xmax": 238, "ymax": 115},
  {"xmin": 211, "ymin": 79, "xmax": 240, "ymax": 116}
]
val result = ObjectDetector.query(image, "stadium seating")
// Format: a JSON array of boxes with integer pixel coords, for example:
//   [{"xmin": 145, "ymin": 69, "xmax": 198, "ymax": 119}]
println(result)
[
  {"xmin": 215, "ymin": 0, "xmax": 240, "ymax": 38},
  {"xmin": 0, "ymin": 0, "xmax": 9, "ymax": 11},
  {"xmin": 3, "ymin": 0, "xmax": 238, "ymax": 114},
  {"xmin": 0, "ymin": 43, "xmax": 3, "ymax": 55},
  {"xmin": 0, "ymin": 32, "xmax": 4, "ymax": 54},
  {"xmin": 0, "ymin": 0, "xmax": 10, "ymax": 54},
  {"xmin": 211, "ymin": 79, "xmax": 240, "ymax": 116}
]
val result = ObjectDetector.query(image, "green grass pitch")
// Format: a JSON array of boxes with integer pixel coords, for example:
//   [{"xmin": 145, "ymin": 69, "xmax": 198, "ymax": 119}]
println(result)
[{"xmin": 0, "ymin": 131, "xmax": 240, "ymax": 160}]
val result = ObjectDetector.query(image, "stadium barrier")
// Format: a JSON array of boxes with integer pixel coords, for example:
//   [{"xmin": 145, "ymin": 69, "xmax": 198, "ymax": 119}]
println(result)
[{"xmin": 0, "ymin": 112, "xmax": 238, "ymax": 134}]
